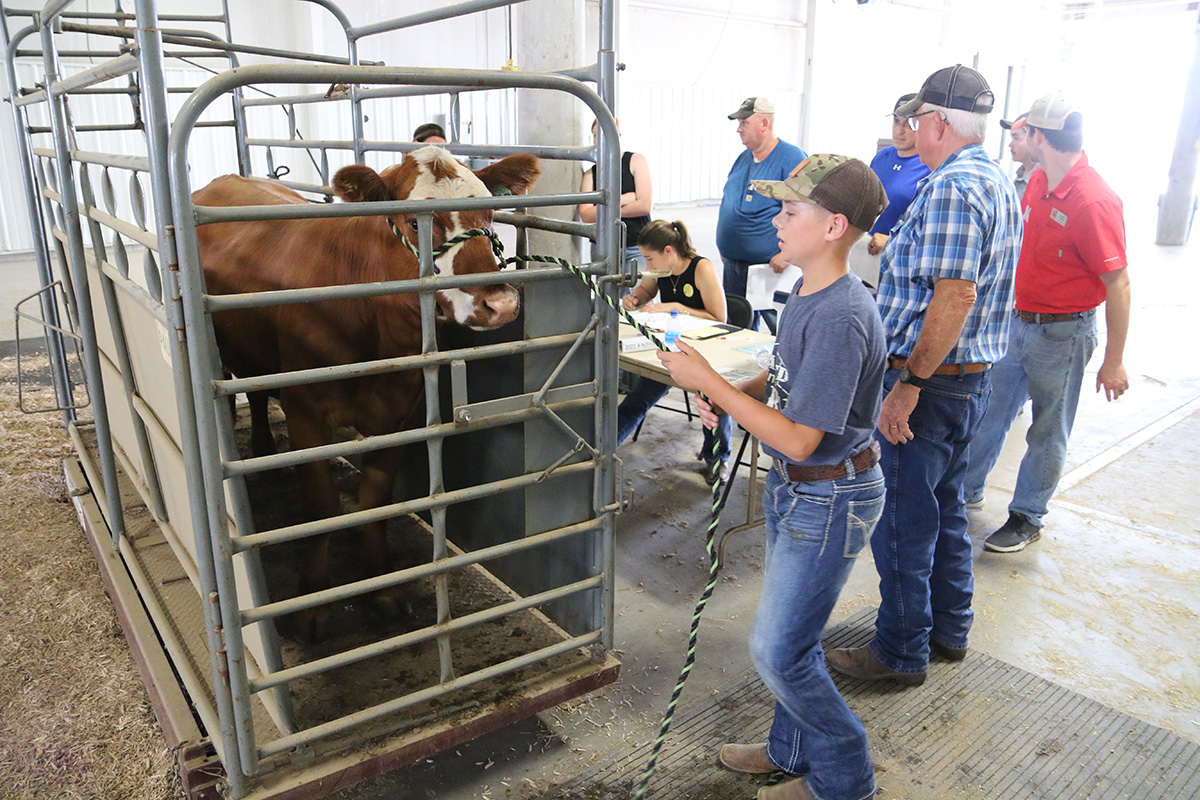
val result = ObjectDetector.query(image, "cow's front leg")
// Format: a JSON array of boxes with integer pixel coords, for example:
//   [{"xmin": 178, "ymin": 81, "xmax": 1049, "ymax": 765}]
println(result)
[
  {"xmin": 358, "ymin": 444, "xmax": 409, "ymax": 619},
  {"xmin": 282, "ymin": 398, "xmax": 340, "ymax": 644},
  {"xmin": 248, "ymin": 390, "xmax": 277, "ymax": 457}
]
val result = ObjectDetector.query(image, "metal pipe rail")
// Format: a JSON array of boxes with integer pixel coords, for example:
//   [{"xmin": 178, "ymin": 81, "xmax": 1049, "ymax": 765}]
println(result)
[
  {"xmin": 241, "ymin": 513, "xmax": 603, "ymax": 632},
  {"xmin": 258, "ymin": 631, "xmax": 602, "ymax": 759},
  {"xmin": 16, "ymin": 47, "xmax": 226, "ymax": 59},
  {"xmin": 194, "ymin": 189, "xmax": 602, "ymax": 225},
  {"xmin": 212, "ymin": 325, "xmax": 590, "ymax": 394},
  {"xmin": 204, "ymin": 259, "xmax": 600, "ymax": 317},
  {"xmin": 250, "ymin": 574, "xmax": 603, "ymax": 691},
  {"xmin": 3, "ymin": 8, "xmax": 227, "ymax": 22},
  {"xmin": 234, "ymin": 440, "xmax": 598, "ymax": 554},
  {"xmin": 58, "ymin": 21, "xmax": 382, "ymax": 66},
  {"xmin": 223, "ymin": 384, "xmax": 595, "ymax": 483},
  {"xmin": 243, "ymin": 133, "xmax": 596, "ymax": 163},
  {"xmin": 349, "ymin": 0, "xmax": 531, "ymax": 39},
  {"xmin": 48, "ymin": 51, "xmax": 140, "ymax": 96}
]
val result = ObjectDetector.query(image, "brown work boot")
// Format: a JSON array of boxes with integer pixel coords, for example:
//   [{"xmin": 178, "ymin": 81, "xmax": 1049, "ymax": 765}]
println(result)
[
  {"xmin": 930, "ymin": 639, "xmax": 968, "ymax": 661},
  {"xmin": 718, "ymin": 742, "xmax": 775, "ymax": 774},
  {"xmin": 757, "ymin": 776, "xmax": 815, "ymax": 800},
  {"xmin": 826, "ymin": 644, "xmax": 926, "ymax": 686}
]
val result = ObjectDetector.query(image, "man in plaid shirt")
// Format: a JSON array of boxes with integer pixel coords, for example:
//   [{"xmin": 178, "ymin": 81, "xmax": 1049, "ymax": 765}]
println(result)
[{"xmin": 827, "ymin": 65, "xmax": 1023, "ymax": 686}]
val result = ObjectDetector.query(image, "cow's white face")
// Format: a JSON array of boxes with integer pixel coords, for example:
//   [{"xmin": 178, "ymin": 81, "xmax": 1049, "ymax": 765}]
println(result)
[
  {"xmin": 405, "ymin": 147, "xmax": 521, "ymax": 330},
  {"xmin": 332, "ymin": 149, "xmax": 540, "ymax": 330}
]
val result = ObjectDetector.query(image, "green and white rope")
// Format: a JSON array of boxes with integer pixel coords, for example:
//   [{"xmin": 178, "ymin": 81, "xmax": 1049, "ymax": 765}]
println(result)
[{"xmin": 394, "ymin": 223, "xmax": 728, "ymax": 799}]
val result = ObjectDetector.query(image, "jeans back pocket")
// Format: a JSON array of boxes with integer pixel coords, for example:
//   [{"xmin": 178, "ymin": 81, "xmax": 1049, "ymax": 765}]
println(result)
[{"xmin": 846, "ymin": 490, "xmax": 885, "ymax": 558}]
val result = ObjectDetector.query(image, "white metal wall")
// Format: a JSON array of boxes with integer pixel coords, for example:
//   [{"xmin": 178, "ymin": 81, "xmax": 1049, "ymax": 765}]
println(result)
[
  {"xmin": 0, "ymin": 61, "xmax": 519, "ymax": 252},
  {"xmin": 622, "ymin": 84, "xmax": 803, "ymax": 206}
]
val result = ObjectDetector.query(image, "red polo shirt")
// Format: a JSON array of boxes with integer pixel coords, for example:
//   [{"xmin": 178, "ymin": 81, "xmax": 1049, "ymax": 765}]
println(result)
[{"xmin": 1015, "ymin": 152, "xmax": 1127, "ymax": 313}]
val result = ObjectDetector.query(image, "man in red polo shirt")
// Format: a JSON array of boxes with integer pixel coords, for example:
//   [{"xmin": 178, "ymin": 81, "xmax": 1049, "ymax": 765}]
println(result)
[{"xmin": 963, "ymin": 91, "xmax": 1131, "ymax": 553}]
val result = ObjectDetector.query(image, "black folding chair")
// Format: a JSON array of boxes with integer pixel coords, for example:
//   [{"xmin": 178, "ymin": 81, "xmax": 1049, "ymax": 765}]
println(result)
[{"xmin": 630, "ymin": 293, "xmax": 753, "ymax": 441}]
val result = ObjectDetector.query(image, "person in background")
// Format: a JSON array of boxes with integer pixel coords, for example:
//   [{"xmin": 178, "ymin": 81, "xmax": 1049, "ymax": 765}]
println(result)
[
  {"xmin": 578, "ymin": 119, "xmax": 653, "ymax": 274},
  {"xmin": 867, "ymin": 93, "xmax": 932, "ymax": 256},
  {"xmin": 963, "ymin": 92, "xmax": 1131, "ymax": 553},
  {"xmin": 659, "ymin": 155, "xmax": 889, "ymax": 800},
  {"xmin": 716, "ymin": 97, "xmax": 808, "ymax": 333},
  {"xmin": 1001, "ymin": 113, "xmax": 1037, "ymax": 198},
  {"xmin": 617, "ymin": 219, "xmax": 732, "ymax": 482},
  {"xmin": 412, "ymin": 122, "xmax": 447, "ymax": 144},
  {"xmin": 825, "ymin": 64, "xmax": 1022, "ymax": 688}
]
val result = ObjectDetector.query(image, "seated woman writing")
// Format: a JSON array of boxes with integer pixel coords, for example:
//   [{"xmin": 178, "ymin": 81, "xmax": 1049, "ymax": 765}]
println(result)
[{"xmin": 618, "ymin": 219, "xmax": 734, "ymax": 482}]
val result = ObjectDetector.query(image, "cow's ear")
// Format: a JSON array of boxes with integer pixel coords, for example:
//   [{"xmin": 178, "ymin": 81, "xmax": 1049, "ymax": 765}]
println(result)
[
  {"xmin": 475, "ymin": 154, "xmax": 541, "ymax": 197},
  {"xmin": 333, "ymin": 165, "xmax": 390, "ymax": 203}
]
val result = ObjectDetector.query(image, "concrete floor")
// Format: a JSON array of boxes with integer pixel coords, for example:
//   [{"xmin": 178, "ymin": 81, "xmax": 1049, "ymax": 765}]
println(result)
[{"xmin": 1, "ymin": 202, "xmax": 1197, "ymax": 799}]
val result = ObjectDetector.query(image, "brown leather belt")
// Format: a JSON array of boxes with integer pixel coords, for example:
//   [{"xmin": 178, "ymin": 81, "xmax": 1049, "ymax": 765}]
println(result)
[
  {"xmin": 782, "ymin": 441, "xmax": 881, "ymax": 483},
  {"xmin": 888, "ymin": 356, "xmax": 989, "ymax": 375},
  {"xmin": 1016, "ymin": 309, "xmax": 1089, "ymax": 324}
]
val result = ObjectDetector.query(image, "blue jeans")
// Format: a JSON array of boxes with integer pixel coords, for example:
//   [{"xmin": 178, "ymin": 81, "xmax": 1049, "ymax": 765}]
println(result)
[
  {"xmin": 963, "ymin": 310, "xmax": 1097, "ymax": 527},
  {"xmin": 870, "ymin": 368, "xmax": 990, "ymax": 674},
  {"xmin": 721, "ymin": 257, "xmax": 777, "ymax": 334},
  {"xmin": 753, "ymin": 465, "xmax": 884, "ymax": 800},
  {"xmin": 615, "ymin": 375, "xmax": 732, "ymax": 463}
]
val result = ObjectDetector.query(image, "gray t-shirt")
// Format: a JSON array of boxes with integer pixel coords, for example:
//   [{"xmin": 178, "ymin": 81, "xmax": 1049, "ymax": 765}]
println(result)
[{"xmin": 762, "ymin": 273, "xmax": 886, "ymax": 467}]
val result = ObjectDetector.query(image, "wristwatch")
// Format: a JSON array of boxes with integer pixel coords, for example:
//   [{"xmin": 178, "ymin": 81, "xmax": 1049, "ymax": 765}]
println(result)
[{"xmin": 897, "ymin": 366, "xmax": 927, "ymax": 388}]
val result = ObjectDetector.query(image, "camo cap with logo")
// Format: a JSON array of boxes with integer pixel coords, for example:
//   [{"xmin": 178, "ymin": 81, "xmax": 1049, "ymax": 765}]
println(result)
[{"xmin": 752, "ymin": 154, "xmax": 888, "ymax": 233}]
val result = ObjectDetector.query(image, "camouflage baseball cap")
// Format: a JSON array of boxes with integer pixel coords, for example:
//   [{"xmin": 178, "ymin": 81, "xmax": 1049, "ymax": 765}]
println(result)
[{"xmin": 752, "ymin": 154, "xmax": 889, "ymax": 233}]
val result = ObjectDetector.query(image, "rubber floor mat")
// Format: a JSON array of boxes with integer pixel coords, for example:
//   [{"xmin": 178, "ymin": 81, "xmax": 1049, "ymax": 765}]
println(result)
[{"xmin": 545, "ymin": 609, "xmax": 1200, "ymax": 800}]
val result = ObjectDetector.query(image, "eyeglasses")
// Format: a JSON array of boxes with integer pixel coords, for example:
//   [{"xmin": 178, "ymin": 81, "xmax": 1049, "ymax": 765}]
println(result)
[{"xmin": 906, "ymin": 110, "xmax": 945, "ymax": 131}]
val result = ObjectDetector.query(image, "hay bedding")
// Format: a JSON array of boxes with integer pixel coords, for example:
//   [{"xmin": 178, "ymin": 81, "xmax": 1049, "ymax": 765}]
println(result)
[{"xmin": 0, "ymin": 352, "xmax": 173, "ymax": 800}]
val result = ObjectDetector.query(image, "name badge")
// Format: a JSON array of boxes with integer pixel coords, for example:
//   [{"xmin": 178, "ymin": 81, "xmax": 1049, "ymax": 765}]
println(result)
[{"xmin": 1050, "ymin": 208, "xmax": 1068, "ymax": 226}]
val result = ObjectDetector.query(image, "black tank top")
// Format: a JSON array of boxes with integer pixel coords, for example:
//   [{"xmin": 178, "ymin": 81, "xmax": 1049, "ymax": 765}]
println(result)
[
  {"xmin": 658, "ymin": 256, "xmax": 708, "ymax": 312},
  {"xmin": 590, "ymin": 152, "xmax": 651, "ymax": 246}
]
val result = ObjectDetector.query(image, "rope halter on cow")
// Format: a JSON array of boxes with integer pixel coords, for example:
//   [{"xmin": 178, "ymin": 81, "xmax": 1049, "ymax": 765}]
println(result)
[{"xmin": 387, "ymin": 219, "xmax": 504, "ymax": 264}]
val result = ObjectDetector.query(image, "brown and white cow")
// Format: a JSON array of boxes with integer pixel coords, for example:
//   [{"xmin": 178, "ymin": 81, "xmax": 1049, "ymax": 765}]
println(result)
[{"xmin": 194, "ymin": 146, "xmax": 541, "ymax": 641}]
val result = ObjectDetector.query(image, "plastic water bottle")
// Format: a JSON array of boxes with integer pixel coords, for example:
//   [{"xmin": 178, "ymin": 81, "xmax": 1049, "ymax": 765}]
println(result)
[
  {"xmin": 663, "ymin": 309, "xmax": 681, "ymax": 351},
  {"xmin": 755, "ymin": 344, "xmax": 774, "ymax": 369}
]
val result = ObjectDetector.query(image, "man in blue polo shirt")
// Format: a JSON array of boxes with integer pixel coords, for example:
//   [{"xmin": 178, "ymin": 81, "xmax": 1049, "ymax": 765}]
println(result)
[
  {"xmin": 826, "ymin": 65, "xmax": 1023, "ymax": 687},
  {"xmin": 716, "ymin": 97, "xmax": 807, "ymax": 333}
]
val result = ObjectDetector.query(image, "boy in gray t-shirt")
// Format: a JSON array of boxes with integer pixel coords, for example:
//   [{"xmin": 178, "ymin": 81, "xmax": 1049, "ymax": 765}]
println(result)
[{"xmin": 660, "ymin": 155, "xmax": 888, "ymax": 800}]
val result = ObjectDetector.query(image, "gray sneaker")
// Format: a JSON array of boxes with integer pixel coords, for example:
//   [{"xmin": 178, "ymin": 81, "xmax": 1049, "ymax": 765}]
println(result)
[{"xmin": 984, "ymin": 512, "xmax": 1041, "ymax": 553}]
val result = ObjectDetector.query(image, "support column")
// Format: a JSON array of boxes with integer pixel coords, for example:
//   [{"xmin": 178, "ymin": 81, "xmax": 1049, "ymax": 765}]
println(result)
[
  {"xmin": 515, "ymin": 0, "xmax": 586, "ymax": 264},
  {"xmin": 1157, "ymin": 8, "xmax": 1200, "ymax": 246}
]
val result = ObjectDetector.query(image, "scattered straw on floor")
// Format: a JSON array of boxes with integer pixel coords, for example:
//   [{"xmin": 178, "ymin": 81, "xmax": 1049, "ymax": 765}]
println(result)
[{"xmin": 0, "ymin": 353, "xmax": 174, "ymax": 800}]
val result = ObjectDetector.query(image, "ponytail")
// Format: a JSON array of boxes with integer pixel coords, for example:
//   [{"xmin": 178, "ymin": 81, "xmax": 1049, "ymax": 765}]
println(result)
[{"xmin": 637, "ymin": 219, "xmax": 698, "ymax": 260}]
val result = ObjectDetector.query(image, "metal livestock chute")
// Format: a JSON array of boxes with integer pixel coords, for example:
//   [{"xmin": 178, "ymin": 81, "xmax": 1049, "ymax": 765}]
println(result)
[{"xmin": 0, "ymin": 1, "xmax": 631, "ymax": 797}]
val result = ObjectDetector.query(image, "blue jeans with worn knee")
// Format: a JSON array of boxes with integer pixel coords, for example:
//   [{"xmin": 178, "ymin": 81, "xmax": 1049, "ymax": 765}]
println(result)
[
  {"xmin": 963, "ymin": 310, "xmax": 1097, "ymax": 527},
  {"xmin": 752, "ymin": 465, "xmax": 884, "ymax": 800},
  {"xmin": 615, "ymin": 375, "xmax": 732, "ymax": 461},
  {"xmin": 870, "ymin": 368, "xmax": 990, "ymax": 674}
]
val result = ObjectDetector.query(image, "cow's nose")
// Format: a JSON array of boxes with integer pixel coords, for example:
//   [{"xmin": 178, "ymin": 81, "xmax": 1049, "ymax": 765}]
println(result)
[{"xmin": 486, "ymin": 287, "xmax": 520, "ymax": 321}]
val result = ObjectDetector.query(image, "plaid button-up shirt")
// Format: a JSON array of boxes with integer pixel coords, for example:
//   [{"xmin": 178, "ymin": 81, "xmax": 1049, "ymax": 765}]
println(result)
[{"xmin": 876, "ymin": 143, "xmax": 1023, "ymax": 365}]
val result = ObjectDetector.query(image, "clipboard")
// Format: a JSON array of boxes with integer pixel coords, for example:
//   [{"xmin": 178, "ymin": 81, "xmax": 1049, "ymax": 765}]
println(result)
[{"xmin": 680, "ymin": 323, "xmax": 740, "ymax": 341}]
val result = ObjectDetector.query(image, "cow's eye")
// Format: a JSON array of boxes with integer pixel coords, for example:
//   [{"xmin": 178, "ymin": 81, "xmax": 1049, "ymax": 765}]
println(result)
[{"xmin": 408, "ymin": 220, "xmax": 419, "ymax": 232}]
